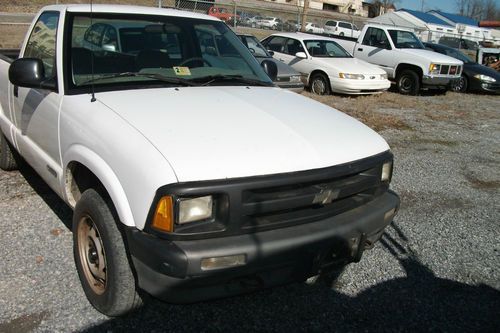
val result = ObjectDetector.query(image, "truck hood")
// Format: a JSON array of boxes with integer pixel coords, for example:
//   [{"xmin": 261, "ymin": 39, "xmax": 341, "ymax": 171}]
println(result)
[
  {"xmin": 314, "ymin": 57, "xmax": 386, "ymax": 75},
  {"xmin": 97, "ymin": 87, "xmax": 389, "ymax": 182},
  {"xmin": 399, "ymin": 49, "xmax": 463, "ymax": 65}
]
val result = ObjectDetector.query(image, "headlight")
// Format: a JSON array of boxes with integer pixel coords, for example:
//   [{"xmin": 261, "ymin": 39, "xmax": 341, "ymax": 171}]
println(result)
[
  {"xmin": 339, "ymin": 73, "xmax": 365, "ymax": 80},
  {"xmin": 474, "ymin": 74, "xmax": 496, "ymax": 82},
  {"xmin": 380, "ymin": 73, "xmax": 388, "ymax": 80},
  {"xmin": 381, "ymin": 161, "xmax": 392, "ymax": 182},
  {"xmin": 289, "ymin": 75, "xmax": 301, "ymax": 82},
  {"xmin": 429, "ymin": 63, "xmax": 441, "ymax": 75},
  {"xmin": 178, "ymin": 195, "xmax": 213, "ymax": 224}
]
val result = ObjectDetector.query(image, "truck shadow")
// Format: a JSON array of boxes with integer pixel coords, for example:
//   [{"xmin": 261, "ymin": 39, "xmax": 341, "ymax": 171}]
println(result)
[
  {"xmin": 79, "ymin": 223, "xmax": 500, "ymax": 332},
  {"xmin": 16, "ymin": 159, "xmax": 73, "ymax": 230}
]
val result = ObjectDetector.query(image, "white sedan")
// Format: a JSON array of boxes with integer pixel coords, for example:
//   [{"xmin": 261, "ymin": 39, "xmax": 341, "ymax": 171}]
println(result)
[
  {"xmin": 261, "ymin": 32, "xmax": 391, "ymax": 95},
  {"xmin": 305, "ymin": 22, "xmax": 324, "ymax": 34}
]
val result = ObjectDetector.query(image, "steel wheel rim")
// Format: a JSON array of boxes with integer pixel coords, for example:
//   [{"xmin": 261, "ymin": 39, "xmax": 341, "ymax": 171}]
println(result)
[
  {"xmin": 77, "ymin": 215, "xmax": 107, "ymax": 295},
  {"xmin": 312, "ymin": 78, "xmax": 326, "ymax": 95},
  {"xmin": 400, "ymin": 76, "xmax": 413, "ymax": 92}
]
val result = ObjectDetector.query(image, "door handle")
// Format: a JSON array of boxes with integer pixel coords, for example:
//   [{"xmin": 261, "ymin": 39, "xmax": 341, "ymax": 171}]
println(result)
[
  {"xmin": 357, "ymin": 48, "xmax": 363, "ymax": 52},
  {"xmin": 13, "ymin": 85, "xmax": 18, "ymax": 98}
]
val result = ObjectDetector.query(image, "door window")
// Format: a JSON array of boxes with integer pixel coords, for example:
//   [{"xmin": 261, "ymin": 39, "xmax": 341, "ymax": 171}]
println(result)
[
  {"xmin": 263, "ymin": 36, "xmax": 286, "ymax": 53},
  {"xmin": 284, "ymin": 38, "xmax": 304, "ymax": 56},
  {"xmin": 339, "ymin": 22, "xmax": 351, "ymax": 29},
  {"xmin": 362, "ymin": 27, "xmax": 390, "ymax": 49},
  {"xmin": 24, "ymin": 11, "xmax": 59, "ymax": 78}
]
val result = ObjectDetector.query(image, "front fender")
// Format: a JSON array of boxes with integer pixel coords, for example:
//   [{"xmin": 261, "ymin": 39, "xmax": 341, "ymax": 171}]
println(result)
[{"xmin": 63, "ymin": 144, "xmax": 135, "ymax": 227}]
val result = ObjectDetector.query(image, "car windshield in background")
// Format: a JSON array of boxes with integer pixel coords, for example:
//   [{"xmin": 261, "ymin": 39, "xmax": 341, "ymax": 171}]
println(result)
[
  {"xmin": 388, "ymin": 30, "xmax": 424, "ymax": 49},
  {"xmin": 69, "ymin": 14, "xmax": 272, "ymax": 89},
  {"xmin": 242, "ymin": 36, "xmax": 269, "ymax": 58},
  {"xmin": 443, "ymin": 48, "xmax": 473, "ymax": 63},
  {"xmin": 304, "ymin": 40, "xmax": 351, "ymax": 58}
]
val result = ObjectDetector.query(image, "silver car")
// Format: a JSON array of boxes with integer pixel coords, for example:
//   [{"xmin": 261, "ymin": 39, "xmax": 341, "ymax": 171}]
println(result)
[{"xmin": 238, "ymin": 34, "xmax": 304, "ymax": 92}]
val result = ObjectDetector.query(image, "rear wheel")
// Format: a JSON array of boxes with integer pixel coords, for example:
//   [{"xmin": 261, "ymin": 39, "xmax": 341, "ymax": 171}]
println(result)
[
  {"xmin": 310, "ymin": 73, "xmax": 331, "ymax": 95},
  {"xmin": 451, "ymin": 75, "xmax": 468, "ymax": 93},
  {"xmin": 339, "ymin": 32, "xmax": 345, "ymax": 36},
  {"xmin": 0, "ymin": 132, "xmax": 18, "ymax": 171},
  {"xmin": 73, "ymin": 189, "xmax": 142, "ymax": 316},
  {"xmin": 397, "ymin": 69, "xmax": 420, "ymax": 95}
]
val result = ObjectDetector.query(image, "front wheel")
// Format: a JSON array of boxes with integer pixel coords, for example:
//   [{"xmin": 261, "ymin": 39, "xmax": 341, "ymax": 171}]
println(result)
[
  {"xmin": 310, "ymin": 73, "xmax": 331, "ymax": 95},
  {"xmin": 451, "ymin": 75, "xmax": 468, "ymax": 93},
  {"xmin": 73, "ymin": 189, "xmax": 142, "ymax": 316},
  {"xmin": 397, "ymin": 69, "xmax": 420, "ymax": 95}
]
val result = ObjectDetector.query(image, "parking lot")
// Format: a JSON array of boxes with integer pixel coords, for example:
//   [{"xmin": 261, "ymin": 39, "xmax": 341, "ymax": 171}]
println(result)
[{"xmin": 0, "ymin": 90, "xmax": 499, "ymax": 332}]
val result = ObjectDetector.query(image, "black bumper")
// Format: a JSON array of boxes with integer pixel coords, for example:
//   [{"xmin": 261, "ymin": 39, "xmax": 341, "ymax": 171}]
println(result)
[{"xmin": 126, "ymin": 190, "xmax": 400, "ymax": 303}]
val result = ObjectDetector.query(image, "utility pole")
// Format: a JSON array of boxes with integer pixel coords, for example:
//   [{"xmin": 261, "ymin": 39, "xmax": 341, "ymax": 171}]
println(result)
[
  {"xmin": 300, "ymin": 0, "xmax": 310, "ymax": 32},
  {"xmin": 421, "ymin": 0, "xmax": 425, "ymax": 11}
]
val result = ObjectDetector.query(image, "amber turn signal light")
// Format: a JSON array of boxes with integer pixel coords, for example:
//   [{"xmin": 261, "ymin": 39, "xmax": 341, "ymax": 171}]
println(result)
[{"xmin": 152, "ymin": 196, "xmax": 174, "ymax": 232}]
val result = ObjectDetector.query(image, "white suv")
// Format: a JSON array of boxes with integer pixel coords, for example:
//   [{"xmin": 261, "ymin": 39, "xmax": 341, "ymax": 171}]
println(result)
[{"xmin": 324, "ymin": 20, "xmax": 360, "ymax": 38}]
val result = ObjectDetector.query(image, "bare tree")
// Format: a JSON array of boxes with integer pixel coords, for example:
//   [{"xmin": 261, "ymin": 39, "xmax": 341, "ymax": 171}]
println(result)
[
  {"xmin": 455, "ymin": 0, "xmax": 499, "ymax": 20},
  {"xmin": 370, "ymin": 0, "xmax": 400, "ymax": 17}
]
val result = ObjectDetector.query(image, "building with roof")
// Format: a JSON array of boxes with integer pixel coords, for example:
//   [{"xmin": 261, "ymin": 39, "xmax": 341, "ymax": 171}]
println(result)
[
  {"xmin": 428, "ymin": 10, "xmax": 491, "ymax": 42},
  {"xmin": 368, "ymin": 8, "xmax": 457, "ymax": 42}
]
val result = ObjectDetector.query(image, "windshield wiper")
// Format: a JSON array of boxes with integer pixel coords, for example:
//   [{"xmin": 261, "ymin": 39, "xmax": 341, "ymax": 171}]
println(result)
[
  {"xmin": 193, "ymin": 74, "xmax": 273, "ymax": 87},
  {"xmin": 80, "ymin": 72, "xmax": 199, "ymax": 86}
]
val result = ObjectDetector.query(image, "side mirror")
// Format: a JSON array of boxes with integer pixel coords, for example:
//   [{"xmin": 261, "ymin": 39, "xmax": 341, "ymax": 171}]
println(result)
[
  {"xmin": 9, "ymin": 58, "xmax": 52, "ymax": 89},
  {"xmin": 102, "ymin": 44, "xmax": 117, "ymax": 52},
  {"xmin": 267, "ymin": 50, "xmax": 275, "ymax": 56},
  {"xmin": 261, "ymin": 59, "xmax": 278, "ymax": 81},
  {"xmin": 295, "ymin": 51, "xmax": 307, "ymax": 59}
]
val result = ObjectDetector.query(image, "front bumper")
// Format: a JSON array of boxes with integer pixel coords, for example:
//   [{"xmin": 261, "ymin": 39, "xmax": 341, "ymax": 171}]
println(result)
[
  {"xmin": 422, "ymin": 75, "xmax": 460, "ymax": 87},
  {"xmin": 276, "ymin": 81, "xmax": 304, "ymax": 93},
  {"xmin": 126, "ymin": 190, "xmax": 399, "ymax": 303},
  {"xmin": 470, "ymin": 78, "xmax": 500, "ymax": 94},
  {"xmin": 329, "ymin": 77, "xmax": 391, "ymax": 94}
]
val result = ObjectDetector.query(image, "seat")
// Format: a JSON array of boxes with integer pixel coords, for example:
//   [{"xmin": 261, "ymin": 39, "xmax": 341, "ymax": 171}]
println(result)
[
  {"xmin": 71, "ymin": 47, "xmax": 93, "ymax": 75},
  {"xmin": 136, "ymin": 49, "xmax": 174, "ymax": 70}
]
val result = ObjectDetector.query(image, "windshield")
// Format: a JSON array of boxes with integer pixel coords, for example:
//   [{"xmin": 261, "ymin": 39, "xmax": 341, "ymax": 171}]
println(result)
[
  {"xmin": 443, "ymin": 48, "xmax": 473, "ymax": 63},
  {"xmin": 68, "ymin": 14, "xmax": 272, "ymax": 89},
  {"xmin": 388, "ymin": 30, "xmax": 424, "ymax": 49},
  {"xmin": 239, "ymin": 35, "xmax": 270, "ymax": 58},
  {"xmin": 304, "ymin": 40, "xmax": 351, "ymax": 58}
]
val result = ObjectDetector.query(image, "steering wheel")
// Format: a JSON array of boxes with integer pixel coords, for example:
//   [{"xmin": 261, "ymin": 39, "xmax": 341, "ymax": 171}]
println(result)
[{"xmin": 179, "ymin": 57, "xmax": 213, "ymax": 67}]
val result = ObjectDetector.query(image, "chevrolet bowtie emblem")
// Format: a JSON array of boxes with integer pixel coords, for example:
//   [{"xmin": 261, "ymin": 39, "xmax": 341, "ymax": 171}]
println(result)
[{"xmin": 313, "ymin": 186, "xmax": 340, "ymax": 205}]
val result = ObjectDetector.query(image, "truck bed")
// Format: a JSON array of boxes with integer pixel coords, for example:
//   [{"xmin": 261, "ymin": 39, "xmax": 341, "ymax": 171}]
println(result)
[{"xmin": 0, "ymin": 49, "xmax": 20, "ymax": 63}]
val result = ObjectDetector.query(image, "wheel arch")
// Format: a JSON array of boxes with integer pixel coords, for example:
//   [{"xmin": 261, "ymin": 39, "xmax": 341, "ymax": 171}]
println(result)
[
  {"xmin": 308, "ymin": 69, "xmax": 330, "ymax": 86},
  {"xmin": 63, "ymin": 144, "xmax": 135, "ymax": 227},
  {"xmin": 395, "ymin": 63, "xmax": 423, "ymax": 81}
]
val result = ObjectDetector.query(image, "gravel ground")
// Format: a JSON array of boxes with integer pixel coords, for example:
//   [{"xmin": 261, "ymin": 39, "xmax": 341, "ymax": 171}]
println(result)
[{"xmin": 0, "ymin": 92, "xmax": 499, "ymax": 332}]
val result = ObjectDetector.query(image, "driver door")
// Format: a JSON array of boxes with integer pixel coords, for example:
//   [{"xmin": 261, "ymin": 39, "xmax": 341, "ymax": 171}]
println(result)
[{"xmin": 355, "ymin": 27, "xmax": 395, "ymax": 77}]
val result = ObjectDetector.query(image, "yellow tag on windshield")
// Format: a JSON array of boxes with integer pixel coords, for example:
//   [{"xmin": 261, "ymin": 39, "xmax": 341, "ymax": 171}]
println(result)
[{"xmin": 173, "ymin": 66, "xmax": 191, "ymax": 76}]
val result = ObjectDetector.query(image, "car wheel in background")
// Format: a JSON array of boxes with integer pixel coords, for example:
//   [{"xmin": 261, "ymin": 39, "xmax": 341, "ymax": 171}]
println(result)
[
  {"xmin": 310, "ymin": 73, "xmax": 331, "ymax": 95},
  {"xmin": 73, "ymin": 189, "xmax": 142, "ymax": 316},
  {"xmin": 339, "ymin": 32, "xmax": 344, "ymax": 36},
  {"xmin": 451, "ymin": 75, "xmax": 468, "ymax": 93},
  {"xmin": 0, "ymin": 133, "xmax": 18, "ymax": 171},
  {"xmin": 397, "ymin": 69, "xmax": 420, "ymax": 95}
]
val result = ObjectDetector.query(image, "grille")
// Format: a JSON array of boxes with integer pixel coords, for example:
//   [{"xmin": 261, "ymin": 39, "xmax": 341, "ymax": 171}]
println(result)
[
  {"xmin": 440, "ymin": 65, "xmax": 450, "ymax": 74},
  {"xmin": 240, "ymin": 165, "xmax": 385, "ymax": 231}
]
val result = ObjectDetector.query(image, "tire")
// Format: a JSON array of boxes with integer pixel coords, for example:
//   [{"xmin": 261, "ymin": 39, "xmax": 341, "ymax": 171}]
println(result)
[
  {"xmin": 310, "ymin": 72, "xmax": 331, "ymax": 95},
  {"xmin": 0, "ymin": 132, "xmax": 18, "ymax": 171},
  {"xmin": 73, "ymin": 189, "xmax": 142, "ymax": 316},
  {"xmin": 397, "ymin": 69, "xmax": 420, "ymax": 95},
  {"xmin": 451, "ymin": 75, "xmax": 468, "ymax": 93},
  {"xmin": 339, "ymin": 32, "xmax": 344, "ymax": 36}
]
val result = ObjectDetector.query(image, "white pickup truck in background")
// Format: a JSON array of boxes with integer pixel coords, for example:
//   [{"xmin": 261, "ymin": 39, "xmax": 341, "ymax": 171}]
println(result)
[
  {"xmin": 0, "ymin": 5, "xmax": 399, "ymax": 316},
  {"xmin": 329, "ymin": 24, "xmax": 463, "ymax": 95}
]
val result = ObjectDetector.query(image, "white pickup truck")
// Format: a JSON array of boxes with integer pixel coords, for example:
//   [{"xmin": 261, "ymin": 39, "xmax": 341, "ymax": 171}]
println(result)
[
  {"xmin": 0, "ymin": 5, "xmax": 399, "ymax": 316},
  {"xmin": 329, "ymin": 24, "xmax": 463, "ymax": 95}
]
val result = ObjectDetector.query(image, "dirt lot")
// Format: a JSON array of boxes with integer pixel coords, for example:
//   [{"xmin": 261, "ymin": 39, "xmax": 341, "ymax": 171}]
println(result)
[{"xmin": 0, "ymin": 90, "xmax": 499, "ymax": 332}]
